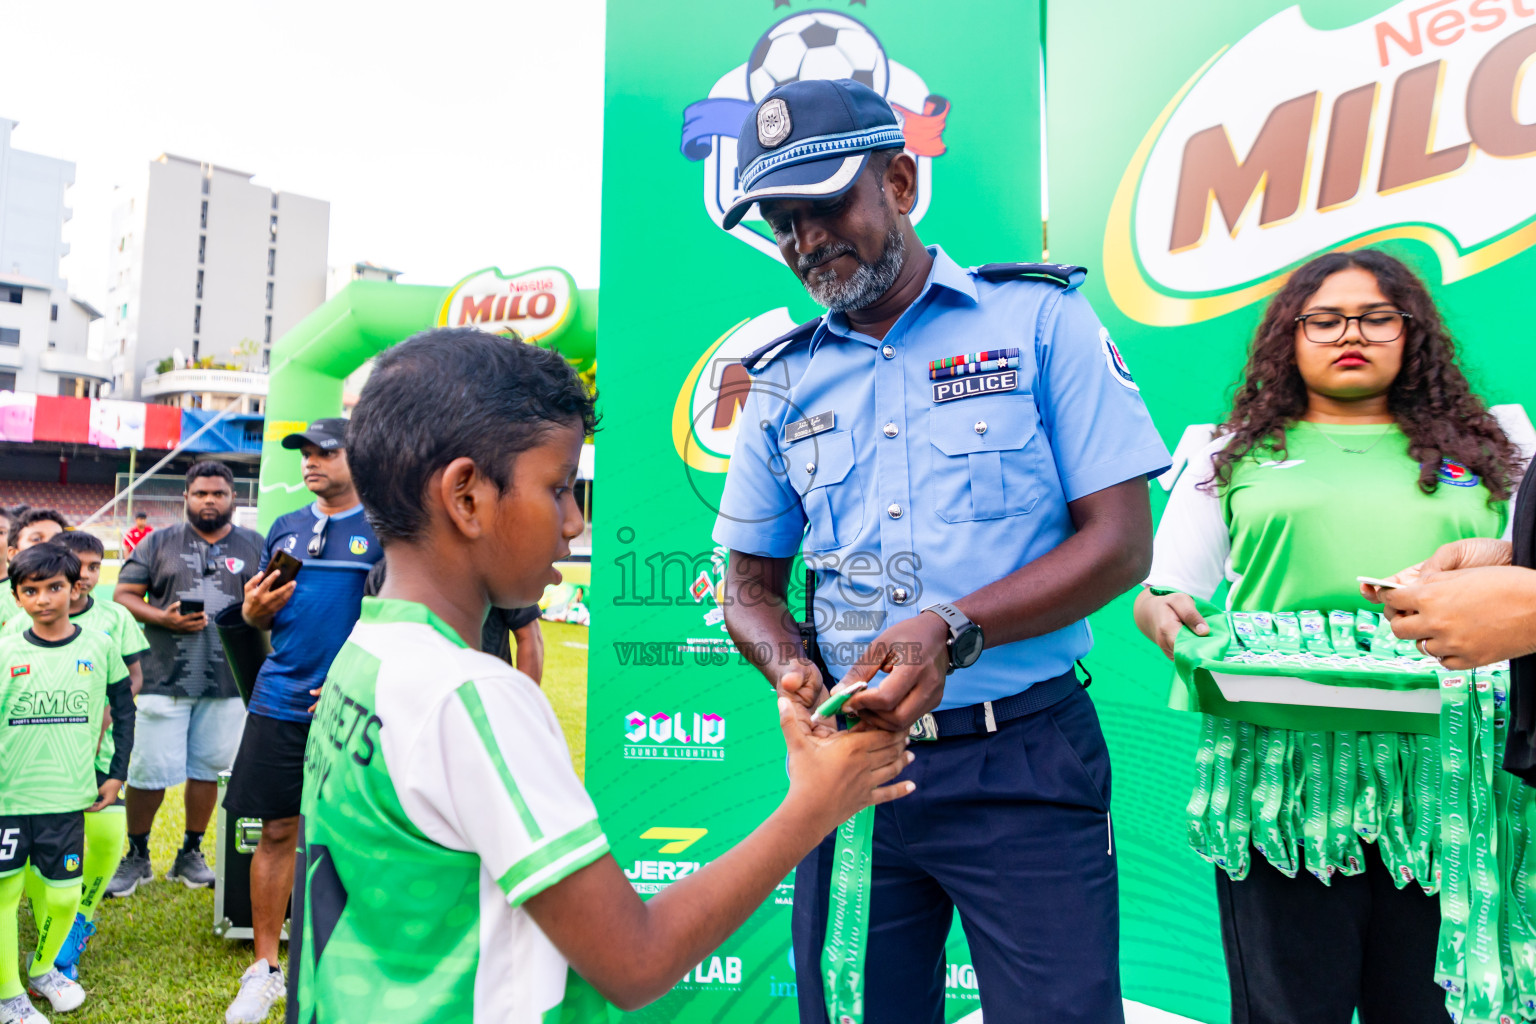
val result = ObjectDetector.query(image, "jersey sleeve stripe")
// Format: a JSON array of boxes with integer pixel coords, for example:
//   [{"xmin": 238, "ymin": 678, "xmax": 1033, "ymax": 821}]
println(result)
[
  {"xmin": 499, "ymin": 818, "xmax": 610, "ymax": 907},
  {"xmin": 454, "ymin": 679, "xmax": 543, "ymax": 842}
]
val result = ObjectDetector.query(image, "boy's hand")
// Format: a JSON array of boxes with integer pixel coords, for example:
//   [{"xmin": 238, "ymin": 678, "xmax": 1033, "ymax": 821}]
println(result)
[
  {"xmin": 243, "ymin": 569, "xmax": 297, "ymax": 628},
  {"xmin": 89, "ymin": 778, "xmax": 122, "ymax": 813},
  {"xmin": 779, "ymin": 695, "xmax": 914, "ymax": 833},
  {"xmin": 161, "ymin": 601, "xmax": 207, "ymax": 633}
]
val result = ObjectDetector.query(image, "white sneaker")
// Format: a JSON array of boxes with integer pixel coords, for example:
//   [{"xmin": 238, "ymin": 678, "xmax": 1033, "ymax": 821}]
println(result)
[
  {"xmin": 0, "ymin": 993, "xmax": 49, "ymax": 1024},
  {"xmin": 225, "ymin": 959, "xmax": 285, "ymax": 1024},
  {"xmin": 25, "ymin": 969, "xmax": 83, "ymax": 1013}
]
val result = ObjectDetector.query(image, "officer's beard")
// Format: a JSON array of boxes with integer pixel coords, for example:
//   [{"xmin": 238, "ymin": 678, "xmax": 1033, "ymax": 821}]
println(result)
[
  {"xmin": 188, "ymin": 504, "xmax": 233, "ymax": 533},
  {"xmin": 799, "ymin": 225, "xmax": 906, "ymax": 313}
]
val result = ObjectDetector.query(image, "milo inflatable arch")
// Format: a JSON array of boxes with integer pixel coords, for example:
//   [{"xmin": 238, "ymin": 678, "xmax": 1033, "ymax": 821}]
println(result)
[{"xmin": 255, "ymin": 266, "xmax": 596, "ymax": 530}]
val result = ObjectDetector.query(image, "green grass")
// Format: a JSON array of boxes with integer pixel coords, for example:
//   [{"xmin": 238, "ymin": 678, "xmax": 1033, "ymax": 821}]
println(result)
[{"xmin": 17, "ymin": 621, "xmax": 591, "ymax": 1022}]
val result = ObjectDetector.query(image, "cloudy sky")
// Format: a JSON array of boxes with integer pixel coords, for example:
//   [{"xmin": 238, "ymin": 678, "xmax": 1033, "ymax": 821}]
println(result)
[{"xmin": 1, "ymin": 0, "xmax": 607, "ymax": 309}]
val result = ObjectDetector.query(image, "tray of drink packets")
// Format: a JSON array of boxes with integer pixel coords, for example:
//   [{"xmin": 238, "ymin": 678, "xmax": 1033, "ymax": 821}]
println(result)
[{"xmin": 1172, "ymin": 602, "xmax": 1445, "ymax": 734}]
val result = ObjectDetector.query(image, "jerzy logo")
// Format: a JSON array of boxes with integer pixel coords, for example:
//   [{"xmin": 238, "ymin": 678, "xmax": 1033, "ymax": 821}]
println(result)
[
  {"xmin": 1107, "ymin": 1, "xmax": 1536, "ymax": 325},
  {"xmin": 625, "ymin": 826, "xmax": 710, "ymax": 895}
]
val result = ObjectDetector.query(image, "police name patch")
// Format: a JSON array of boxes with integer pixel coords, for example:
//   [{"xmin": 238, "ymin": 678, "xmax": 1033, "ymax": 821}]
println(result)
[
  {"xmin": 932, "ymin": 370, "xmax": 1017, "ymax": 403},
  {"xmin": 784, "ymin": 410, "xmax": 835, "ymax": 443}
]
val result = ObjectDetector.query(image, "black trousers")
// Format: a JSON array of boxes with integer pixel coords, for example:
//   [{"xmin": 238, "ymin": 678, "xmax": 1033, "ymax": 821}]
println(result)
[{"xmin": 1216, "ymin": 840, "xmax": 1449, "ymax": 1024}]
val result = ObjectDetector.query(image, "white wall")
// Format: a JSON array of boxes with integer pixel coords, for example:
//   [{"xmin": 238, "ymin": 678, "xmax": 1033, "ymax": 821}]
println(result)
[
  {"xmin": 0, "ymin": 283, "xmax": 57, "ymax": 392},
  {"xmin": 0, "ymin": 118, "xmax": 73, "ymax": 295}
]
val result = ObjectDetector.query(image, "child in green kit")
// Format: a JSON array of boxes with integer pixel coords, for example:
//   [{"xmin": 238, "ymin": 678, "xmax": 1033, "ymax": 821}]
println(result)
[
  {"xmin": 0, "ymin": 545, "xmax": 136, "ymax": 1024},
  {"xmin": 0, "ymin": 532, "xmax": 146, "ymax": 982}
]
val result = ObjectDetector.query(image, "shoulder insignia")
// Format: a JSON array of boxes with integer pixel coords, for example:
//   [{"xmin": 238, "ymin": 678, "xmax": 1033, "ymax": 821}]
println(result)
[
  {"xmin": 973, "ymin": 262, "xmax": 1087, "ymax": 290},
  {"xmin": 739, "ymin": 316, "xmax": 823, "ymax": 374}
]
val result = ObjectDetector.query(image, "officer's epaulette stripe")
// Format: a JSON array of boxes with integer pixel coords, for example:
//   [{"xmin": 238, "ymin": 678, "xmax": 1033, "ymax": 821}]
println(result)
[
  {"xmin": 972, "ymin": 262, "xmax": 1087, "ymax": 290},
  {"xmin": 740, "ymin": 316, "xmax": 822, "ymax": 373}
]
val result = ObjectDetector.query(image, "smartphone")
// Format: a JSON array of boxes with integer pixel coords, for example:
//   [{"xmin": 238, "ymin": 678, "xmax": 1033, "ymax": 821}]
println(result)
[
  {"xmin": 267, "ymin": 550, "xmax": 303, "ymax": 589},
  {"xmin": 815, "ymin": 681, "xmax": 869, "ymax": 718},
  {"xmin": 178, "ymin": 598, "xmax": 205, "ymax": 615},
  {"xmin": 1356, "ymin": 575, "xmax": 1401, "ymax": 591}
]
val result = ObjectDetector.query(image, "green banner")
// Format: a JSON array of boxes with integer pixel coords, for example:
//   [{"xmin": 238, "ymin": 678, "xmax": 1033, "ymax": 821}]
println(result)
[
  {"xmin": 591, "ymin": 2, "xmax": 1040, "ymax": 1019},
  {"xmin": 1047, "ymin": 2, "xmax": 1536, "ymax": 1020}
]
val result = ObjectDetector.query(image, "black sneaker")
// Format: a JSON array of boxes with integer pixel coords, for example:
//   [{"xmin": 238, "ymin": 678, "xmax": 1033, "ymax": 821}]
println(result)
[
  {"xmin": 167, "ymin": 847, "xmax": 215, "ymax": 889},
  {"xmin": 105, "ymin": 847, "xmax": 153, "ymax": 898}
]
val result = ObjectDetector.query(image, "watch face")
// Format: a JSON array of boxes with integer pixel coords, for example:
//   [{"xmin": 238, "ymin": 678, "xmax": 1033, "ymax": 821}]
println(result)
[{"xmin": 952, "ymin": 626, "xmax": 984, "ymax": 669}]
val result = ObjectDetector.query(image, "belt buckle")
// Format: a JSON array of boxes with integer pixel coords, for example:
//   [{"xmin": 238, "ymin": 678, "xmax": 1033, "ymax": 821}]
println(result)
[{"xmin": 908, "ymin": 713, "xmax": 939, "ymax": 742}]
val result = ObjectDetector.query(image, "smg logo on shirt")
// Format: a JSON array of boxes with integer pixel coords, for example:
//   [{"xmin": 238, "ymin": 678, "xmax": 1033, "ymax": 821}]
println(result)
[{"xmin": 7, "ymin": 689, "xmax": 91, "ymax": 725}]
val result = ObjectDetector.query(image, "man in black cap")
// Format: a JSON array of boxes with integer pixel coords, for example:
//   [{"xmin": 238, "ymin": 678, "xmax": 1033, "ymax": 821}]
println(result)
[
  {"xmin": 221, "ymin": 418, "xmax": 382, "ymax": 1024},
  {"xmin": 715, "ymin": 79, "xmax": 1169, "ymax": 1023}
]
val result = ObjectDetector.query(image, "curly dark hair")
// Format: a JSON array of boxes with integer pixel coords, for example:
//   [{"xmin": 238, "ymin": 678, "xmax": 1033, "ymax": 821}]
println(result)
[{"xmin": 1207, "ymin": 249, "xmax": 1520, "ymax": 501}]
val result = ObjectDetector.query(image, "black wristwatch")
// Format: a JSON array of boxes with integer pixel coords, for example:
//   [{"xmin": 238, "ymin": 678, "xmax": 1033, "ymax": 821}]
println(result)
[{"xmin": 922, "ymin": 603, "xmax": 984, "ymax": 674}]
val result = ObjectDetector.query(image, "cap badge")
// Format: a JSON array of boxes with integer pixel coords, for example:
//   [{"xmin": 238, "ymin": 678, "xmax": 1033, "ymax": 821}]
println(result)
[{"xmin": 757, "ymin": 98, "xmax": 792, "ymax": 148}]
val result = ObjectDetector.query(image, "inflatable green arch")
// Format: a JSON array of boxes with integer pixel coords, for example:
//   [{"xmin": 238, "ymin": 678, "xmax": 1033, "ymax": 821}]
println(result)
[{"xmin": 255, "ymin": 266, "xmax": 596, "ymax": 530}]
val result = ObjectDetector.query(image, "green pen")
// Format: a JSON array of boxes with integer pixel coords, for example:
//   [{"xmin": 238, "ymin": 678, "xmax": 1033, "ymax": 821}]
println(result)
[{"xmin": 815, "ymin": 681, "xmax": 869, "ymax": 718}]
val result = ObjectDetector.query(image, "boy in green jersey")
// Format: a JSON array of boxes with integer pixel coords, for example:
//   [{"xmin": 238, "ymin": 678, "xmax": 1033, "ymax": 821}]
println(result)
[
  {"xmin": 288, "ymin": 330, "xmax": 914, "ymax": 1024},
  {"xmin": 0, "ymin": 533, "xmax": 147, "ymax": 983},
  {"xmin": 0, "ymin": 545, "xmax": 135, "ymax": 1024},
  {"xmin": 0, "ymin": 513, "xmax": 68, "ymax": 632}
]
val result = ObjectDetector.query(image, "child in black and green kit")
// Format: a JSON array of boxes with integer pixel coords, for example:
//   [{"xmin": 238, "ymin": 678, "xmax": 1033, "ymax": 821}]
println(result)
[{"xmin": 0, "ymin": 545, "xmax": 135, "ymax": 1024}]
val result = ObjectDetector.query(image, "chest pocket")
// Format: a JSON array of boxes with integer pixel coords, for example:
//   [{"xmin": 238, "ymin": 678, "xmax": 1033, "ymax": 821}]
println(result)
[
  {"xmin": 784, "ymin": 429, "xmax": 862, "ymax": 553},
  {"xmin": 927, "ymin": 393, "xmax": 1042, "ymax": 523}
]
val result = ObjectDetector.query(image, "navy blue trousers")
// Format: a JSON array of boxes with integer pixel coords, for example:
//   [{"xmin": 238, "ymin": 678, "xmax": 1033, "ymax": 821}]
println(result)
[{"xmin": 791, "ymin": 686, "xmax": 1123, "ymax": 1024}]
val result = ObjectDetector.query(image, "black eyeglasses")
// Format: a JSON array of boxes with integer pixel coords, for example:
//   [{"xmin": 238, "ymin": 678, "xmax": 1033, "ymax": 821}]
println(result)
[
  {"xmin": 308, "ymin": 516, "xmax": 329, "ymax": 558},
  {"xmin": 1295, "ymin": 310, "xmax": 1411, "ymax": 344}
]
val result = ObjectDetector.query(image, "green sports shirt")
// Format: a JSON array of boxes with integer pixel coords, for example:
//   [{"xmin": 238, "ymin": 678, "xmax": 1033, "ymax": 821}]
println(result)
[
  {"xmin": 1148, "ymin": 422, "xmax": 1507, "ymax": 612},
  {"xmin": 293, "ymin": 598, "xmax": 610, "ymax": 1024},
  {"xmin": 2, "ymin": 597, "xmax": 147, "ymax": 775},
  {"xmin": 0, "ymin": 588, "xmax": 17, "ymax": 630},
  {"xmin": 0, "ymin": 625, "xmax": 131, "ymax": 814}
]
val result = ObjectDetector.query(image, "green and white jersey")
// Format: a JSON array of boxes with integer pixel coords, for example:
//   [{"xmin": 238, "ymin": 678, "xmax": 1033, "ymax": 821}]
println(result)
[
  {"xmin": 0, "ymin": 625, "xmax": 128, "ymax": 814},
  {"xmin": 2, "ymin": 597, "xmax": 147, "ymax": 774},
  {"xmin": 294, "ymin": 598, "xmax": 609, "ymax": 1024},
  {"xmin": 1148, "ymin": 423, "xmax": 1509, "ymax": 612}
]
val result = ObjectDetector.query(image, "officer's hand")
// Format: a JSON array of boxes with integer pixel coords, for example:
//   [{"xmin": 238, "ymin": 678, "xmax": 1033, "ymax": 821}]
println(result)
[
  {"xmin": 161, "ymin": 602, "xmax": 207, "ymax": 633},
  {"xmin": 243, "ymin": 569, "xmax": 297, "ymax": 627},
  {"xmin": 777, "ymin": 660, "xmax": 829, "ymax": 714},
  {"xmin": 1132, "ymin": 589, "xmax": 1209, "ymax": 659},
  {"xmin": 841, "ymin": 612, "xmax": 949, "ymax": 732},
  {"xmin": 88, "ymin": 778, "xmax": 122, "ymax": 813}
]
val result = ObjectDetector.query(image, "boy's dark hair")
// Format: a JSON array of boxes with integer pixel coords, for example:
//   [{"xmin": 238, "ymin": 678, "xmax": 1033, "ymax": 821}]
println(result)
[
  {"xmin": 349, "ymin": 328, "xmax": 599, "ymax": 542},
  {"xmin": 9, "ymin": 543, "xmax": 81, "ymax": 591},
  {"xmin": 8, "ymin": 508, "xmax": 69, "ymax": 551},
  {"xmin": 134, "ymin": 511, "xmax": 148, "ymax": 520},
  {"xmin": 56, "ymin": 531, "xmax": 105, "ymax": 559},
  {"xmin": 186, "ymin": 460, "xmax": 234, "ymax": 489}
]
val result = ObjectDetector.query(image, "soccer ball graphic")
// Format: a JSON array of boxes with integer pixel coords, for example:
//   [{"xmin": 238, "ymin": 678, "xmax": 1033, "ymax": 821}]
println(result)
[{"xmin": 746, "ymin": 12, "xmax": 889, "ymax": 103}]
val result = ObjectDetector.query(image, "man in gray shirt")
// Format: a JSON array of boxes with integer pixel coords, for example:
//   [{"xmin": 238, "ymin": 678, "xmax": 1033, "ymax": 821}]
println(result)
[{"xmin": 109, "ymin": 461, "xmax": 262, "ymax": 895}]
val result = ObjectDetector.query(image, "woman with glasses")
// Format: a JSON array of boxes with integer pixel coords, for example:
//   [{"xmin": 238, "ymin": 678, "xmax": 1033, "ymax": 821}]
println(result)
[{"xmin": 1133, "ymin": 249, "xmax": 1523, "ymax": 1023}]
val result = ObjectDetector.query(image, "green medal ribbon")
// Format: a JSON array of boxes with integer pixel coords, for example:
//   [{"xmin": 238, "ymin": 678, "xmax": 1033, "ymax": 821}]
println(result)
[{"xmin": 822, "ymin": 806, "xmax": 875, "ymax": 1024}]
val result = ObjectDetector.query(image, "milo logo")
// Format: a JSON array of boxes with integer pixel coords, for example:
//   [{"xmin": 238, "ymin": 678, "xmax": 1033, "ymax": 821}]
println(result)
[{"xmin": 1106, "ymin": 1, "xmax": 1536, "ymax": 326}]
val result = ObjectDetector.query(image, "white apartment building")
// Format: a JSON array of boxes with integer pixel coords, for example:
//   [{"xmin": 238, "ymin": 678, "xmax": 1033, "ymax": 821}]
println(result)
[
  {"xmin": 0, "ymin": 118, "xmax": 111, "ymax": 397},
  {"xmin": 106, "ymin": 154, "xmax": 329, "ymax": 408}
]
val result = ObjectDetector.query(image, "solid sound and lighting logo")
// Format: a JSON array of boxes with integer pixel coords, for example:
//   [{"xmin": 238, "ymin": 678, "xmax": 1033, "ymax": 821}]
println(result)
[
  {"xmin": 1106, "ymin": 1, "xmax": 1536, "ymax": 325},
  {"xmin": 623, "ymin": 710, "xmax": 727, "ymax": 761}
]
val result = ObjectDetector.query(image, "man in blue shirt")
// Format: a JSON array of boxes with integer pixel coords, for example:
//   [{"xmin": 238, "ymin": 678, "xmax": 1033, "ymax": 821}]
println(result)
[
  {"xmin": 715, "ymin": 80, "xmax": 1171, "ymax": 1024},
  {"xmin": 222, "ymin": 418, "xmax": 381, "ymax": 1024}
]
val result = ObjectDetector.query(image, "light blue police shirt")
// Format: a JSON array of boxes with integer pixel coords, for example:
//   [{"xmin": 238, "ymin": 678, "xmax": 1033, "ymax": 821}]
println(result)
[{"xmin": 713, "ymin": 246, "xmax": 1171, "ymax": 709}]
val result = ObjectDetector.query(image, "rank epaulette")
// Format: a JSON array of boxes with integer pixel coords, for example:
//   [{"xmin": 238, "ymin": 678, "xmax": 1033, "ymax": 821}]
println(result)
[
  {"xmin": 972, "ymin": 262, "xmax": 1087, "ymax": 290},
  {"xmin": 740, "ymin": 316, "xmax": 823, "ymax": 373}
]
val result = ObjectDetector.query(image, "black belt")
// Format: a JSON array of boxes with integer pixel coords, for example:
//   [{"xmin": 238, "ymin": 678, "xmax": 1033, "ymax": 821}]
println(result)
[{"xmin": 906, "ymin": 668, "xmax": 1082, "ymax": 741}]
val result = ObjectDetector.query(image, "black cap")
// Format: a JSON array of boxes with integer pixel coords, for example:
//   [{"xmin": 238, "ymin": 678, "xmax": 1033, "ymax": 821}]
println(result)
[
  {"xmin": 723, "ymin": 78, "xmax": 905, "ymax": 230},
  {"xmin": 282, "ymin": 418, "xmax": 348, "ymax": 451}
]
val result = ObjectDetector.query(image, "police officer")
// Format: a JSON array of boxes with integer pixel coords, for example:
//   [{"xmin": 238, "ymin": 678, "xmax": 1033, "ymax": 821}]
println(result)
[{"xmin": 714, "ymin": 79, "xmax": 1171, "ymax": 1024}]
